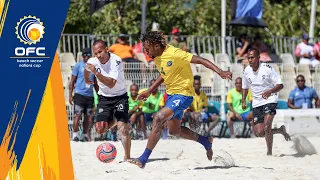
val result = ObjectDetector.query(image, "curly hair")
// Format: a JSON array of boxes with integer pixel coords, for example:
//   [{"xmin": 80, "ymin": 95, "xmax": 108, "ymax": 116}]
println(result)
[{"xmin": 141, "ymin": 31, "xmax": 166, "ymax": 47}]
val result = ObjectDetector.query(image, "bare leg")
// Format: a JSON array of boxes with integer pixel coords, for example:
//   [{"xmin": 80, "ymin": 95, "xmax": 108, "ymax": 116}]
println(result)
[
  {"xmin": 226, "ymin": 112, "xmax": 235, "ymax": 137},
  {"xmin": 73, "ymin": 114, "xmax": 82, "ymax": 141},
  {"xmin": 128, "ymin": 107, "xmax": 174, "ymax": 168},
  {"xmin": 264, "ymin": 114, "xmax": 274, "ymax": 155},
  {"xmin": 207, "ymin": 114, "xmax": 220, "ymax": 135},
  {"xmin": 117, "ymin": 121, "xmax": 131, "ymax": 161},
  {"xmin": 128, "ymin": 107, "xmax": 213, "ymax": 168}
]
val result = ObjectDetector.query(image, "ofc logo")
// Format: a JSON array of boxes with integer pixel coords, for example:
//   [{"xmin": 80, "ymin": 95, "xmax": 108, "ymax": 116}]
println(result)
[{"xmin": 15, "ymin": 16, "xmax": 45, "ymax": 56}]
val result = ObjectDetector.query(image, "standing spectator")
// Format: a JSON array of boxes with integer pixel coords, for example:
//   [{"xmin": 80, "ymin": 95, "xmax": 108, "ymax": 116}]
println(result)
[
  {"xmin": 109, "ymin": 34, "xmax": 139, "ymax": 63},
  {"xmin": 226, "ymin": 77, "xmax": 253, "ymax": 138},
  {"xmin": 168, "ymin": 28, "xmax": 189, "ymax": 52},
  {"xmin": 295, "ymin": 33, "xmax": 319, "ymax": 67},
  {"xmin": 236, "ymin": 33, "xmax": 251, "ymax": 63},
  {"xmin": 69, "ymin": 48, "xmax": 97, "ymax": 142},
  {"xmin": 288, "ymin": 75, "xmax": 320, "ymax": 109}
]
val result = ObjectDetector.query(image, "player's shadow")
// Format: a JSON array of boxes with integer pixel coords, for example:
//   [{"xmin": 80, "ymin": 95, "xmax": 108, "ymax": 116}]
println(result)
[
  {"xmin": 279, "ymin": 153, "xmax": 307, "ymax": 158},
  {"xmin": 193, "ymin": 166, "xmax": 274, "ymax": 170},
  {"xmin": 147, "ymin": 158, "xmax": 170, "ymax": 163}
]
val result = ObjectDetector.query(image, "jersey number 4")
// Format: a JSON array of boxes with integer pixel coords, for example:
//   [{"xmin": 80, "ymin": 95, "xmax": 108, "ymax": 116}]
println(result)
[{"xmin": 172, "ymin": 99, "xmax": 180, "ymax": 107}]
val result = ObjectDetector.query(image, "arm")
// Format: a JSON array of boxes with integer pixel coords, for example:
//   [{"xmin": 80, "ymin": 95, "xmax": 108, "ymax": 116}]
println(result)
[
  {"xmin": 146, "ymin": 75, "xmax": 164, "ymax": 94},
  {"xmin": 237, "ymin": 41, "xmax": 249, "ymax": 57},
  {"xmin": 138, "ymin": 75, "xmax": 164, "ymax": 101},
  {"xmin": 68, "ymin": 75, "xmax": 77, "ymax": 105},
  {"xmin": 288, "ymin": 99, "xmax": 298, "ymax": 109},
  {"xmin": 94, "ymin": 72, "xmax": 117, "ymax": 88},
  {"xmin": 190, "ymin": 55, "xmax": 232, "ymax": 80},
  {"xmin": 93, "ymin": 76, "xmax": 99, "ymax": 93},
  {"xmin": 242, "ymin": 88, "xmax": 249, "ymax": 110},
  {"xmin": 190, "ymin": 55, "xmax": 222, "ymax": 75},
  {"xmin": 262, "ymin": 66, "xmax": 284, "ymax": 99}
]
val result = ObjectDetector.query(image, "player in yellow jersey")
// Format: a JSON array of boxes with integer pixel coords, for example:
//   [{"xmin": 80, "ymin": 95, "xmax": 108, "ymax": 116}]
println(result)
[{"xmin": 128, "ymin": 31, "xmax": 232, "ymax": 168}]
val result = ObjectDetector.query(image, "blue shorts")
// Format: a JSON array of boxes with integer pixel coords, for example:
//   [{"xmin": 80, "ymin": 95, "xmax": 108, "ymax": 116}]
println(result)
[
  {"xmin": 166, "ymin": 94, "xmax": 193, "ymax": 120},
  {"xmin": 240, "ymin": 111, "xmax": 251, "ymax": 121}
]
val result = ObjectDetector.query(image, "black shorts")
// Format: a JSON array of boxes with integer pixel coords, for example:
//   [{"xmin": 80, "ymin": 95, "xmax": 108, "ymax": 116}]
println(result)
[
  {"xmin": 95, "ymin": 93, "xmax": 129, "ymax": 124},
  {"xmin": 252, "ymin": 103, "xmax": 277, "ymax": 125},
  {"xmin": 73, "ymin": 93, "xmax": 94, "ymax": 116}
]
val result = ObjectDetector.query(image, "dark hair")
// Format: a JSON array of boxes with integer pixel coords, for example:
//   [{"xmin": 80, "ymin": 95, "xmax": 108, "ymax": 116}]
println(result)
[
  {"xmin": 130, "ymin": 83, "xmax": 138, "ymax": 89},
  {"xmin": 296, "ymin": 74, "xmax": 305, "ymax": 80},
  {"xmin": 141, "ymin": 31, "xmax": 166, "ymax": 47},
  {"xmin": 194, "ymin": 75, "xmax": 201, "ymax": 81},
  {"xmin": 93, "ymin": 39, "xmax": 107, "ymax": 48},
  {"xmin": 248, "ymin": 48, "xmax": 260, "ymax": 56}
]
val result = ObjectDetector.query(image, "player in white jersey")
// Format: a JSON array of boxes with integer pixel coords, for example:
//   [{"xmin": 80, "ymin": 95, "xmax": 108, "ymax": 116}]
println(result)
[
  {"xmin": 242, "ymin": 48, "xmax": 291, "ymax": 156},
  {"xmin": 84, "ymin": 40, "xmax": 131, "ymax": 161}
]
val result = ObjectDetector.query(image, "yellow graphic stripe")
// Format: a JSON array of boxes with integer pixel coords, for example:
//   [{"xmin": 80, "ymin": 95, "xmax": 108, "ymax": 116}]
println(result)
[
  {"xmin": 0, "ymin": 0, "xmax": 9, "ymax": 37},
  {"xmin": 11, "ymin": 53, "xmax": 74, "ymax": 180},
  {"xmin": 0, "ymin": 90, "xmax": 31, "ymax": 179}
]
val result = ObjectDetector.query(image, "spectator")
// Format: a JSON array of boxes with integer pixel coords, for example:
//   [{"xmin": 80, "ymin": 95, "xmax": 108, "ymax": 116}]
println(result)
[
  {"xmin": 109, "ymin": 34, "xmax": 140, "ymax": 63},
  {"xmin": 295, "ymin": 33, "xmax": 319, "ymax": 67},
  {"xmin": 186, "ymin": 75, "xmax": 219, "ymax": 135},
  {"xmin": 252, "ymin": 35, "xmax": 272, "ymax": 62},
  {"xmin": 132, "ymin": 41, "xmax": 154, "ymax": 63},
  {"xmin": 236, "ymin": 33, "xmax": 251, "ymax": 63},
  {"xmin": 226, "ymin": 77, "xmax": 253, "ymax": 138},
  {"xmin": 128, "ymin": 84, "xmax": 144, "ymax": 139},
  {"xmin": 288, "ymin": 75, "xmax": 320, "ymax": 109},
  {"xmin": 69, "ymin": 48, "xmax": 97, "ymax": 142},
  {"xmin": 313, "ymin": 41, "xmax": 320, "ymax": 61},
  {"xmin": 168, "ymin": 28, "xmax": 189, "ymax": 52},
  {"xmin": 139, "ymin": 79, "xmax": 166, "ymax": 139}
]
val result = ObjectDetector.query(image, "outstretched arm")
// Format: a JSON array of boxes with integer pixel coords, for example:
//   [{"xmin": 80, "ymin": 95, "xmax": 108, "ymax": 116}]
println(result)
[
  {"xmin": 190, "ymin": 56, "xmax": 232, "ymax": 80},
  {"xmin": 138, "ymin": 75, "xmax": 164, "ymax": 101}
]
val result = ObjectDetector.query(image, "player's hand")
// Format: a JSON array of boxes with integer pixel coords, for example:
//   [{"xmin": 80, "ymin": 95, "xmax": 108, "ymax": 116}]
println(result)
[
  {"xmin": 235, "ymin": 113, "xmax": 243, "ymax": 121},
  {"xmin": 85, "ymin": 63, "xmax": 96, "ymax": 74},
  {"xmin": 262, "ymin": 90, "xmax": 272, "ymax": 99},
  {"xmin": 219, "ymin": 71, "xmax": 232, "ymax": 80},
  {"xmin": 242, "ymin": 101, "xmax": 247, "ymax": 110},
  {"xmin": 69, "ymin": 96, "xmax": 73, "ymax": 105},
  {"xmin": 133, "ymin": 105, "xmax": 139, "ymax": 111},
  {"xmin": 138, "ymin": 91, "xmax": 151, "ymax": 101}
]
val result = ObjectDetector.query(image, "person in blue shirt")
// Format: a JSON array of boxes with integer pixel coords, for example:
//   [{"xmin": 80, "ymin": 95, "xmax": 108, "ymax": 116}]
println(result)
[
  {"xmin": 288, "ymin": 75, "xmax": 320, "ymax": 109},
  {"xmin": 69, "ymin": 48, "xmax": 97, "ymax": 142}
]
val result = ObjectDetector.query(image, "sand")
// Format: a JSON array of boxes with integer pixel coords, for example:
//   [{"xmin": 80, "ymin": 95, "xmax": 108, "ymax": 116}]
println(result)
[{"xmin": 71, "ymin": 135, "xmax": 320, "ymax": 180}]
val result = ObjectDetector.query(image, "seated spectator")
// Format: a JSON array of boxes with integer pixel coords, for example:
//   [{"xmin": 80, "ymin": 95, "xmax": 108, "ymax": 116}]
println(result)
[
  {"xmin": 128, "ymin": 84, "xmax": 144, "ymax": 139},
  {"xmin": 236, "ymin": 33, "xmax": 251, "ymax": 64},
  {"xmin": 139, "ymin": 79, "xmax": 166, "ymax": 139},
  {"xmin": 288, "ymin": 75, "xmax": 320, "ymax": 109},
  {"xmin": 226, "ymin": 77, "xmax": 253, "ymax": 138},
  {"xmin": 295, "ymin": 33, "xmax": 319, "ymax": 67},
  {"xmin": 251, "ymin": 35, "xmax": 272, "ymax": 62},
  {"xmin": 185, "ymin": 75, "xmax": 219, "ymax": 135},
  {"xmin": 313, "ymin": 41, "xmax": 320, "ymax": 61},
  {"xmin": 168, "ymin": 28, "xmax": 189, "ymax": 52},
  {"xmin": 109, "ymin": 34, "xmax": 140, "ymax": 63}
]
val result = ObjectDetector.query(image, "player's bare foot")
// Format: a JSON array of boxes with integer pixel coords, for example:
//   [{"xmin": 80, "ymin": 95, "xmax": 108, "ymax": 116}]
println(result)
[
  {"xmin": 206, "ymin": 136, "xmax": 214, "ymax": 161},
  {"xmin": 267, "ymin": 152, "xmax": 272, "ymax": 156},
  {"xmin": 280, "ymin": 125, "xmax": 291, "ymax": 141},
  {"xmin": 128, "ymin": 158, "xmax": 145, "ymax": 168}
]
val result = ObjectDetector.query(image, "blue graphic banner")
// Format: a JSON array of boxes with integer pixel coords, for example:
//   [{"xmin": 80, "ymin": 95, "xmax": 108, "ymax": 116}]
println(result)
[
  {"xmin": 0, "ymin": 0, "xmax": 70, "ymax": 168},
  {"xmin": 235, "ymin": 0, "xmax": 263, "ymax": 19}
]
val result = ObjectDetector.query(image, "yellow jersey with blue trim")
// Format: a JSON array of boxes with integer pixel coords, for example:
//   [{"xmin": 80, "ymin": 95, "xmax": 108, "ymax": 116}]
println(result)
[{"xmin": 154, "ymin": 45, "xmax": 195, "ymax": 97}]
